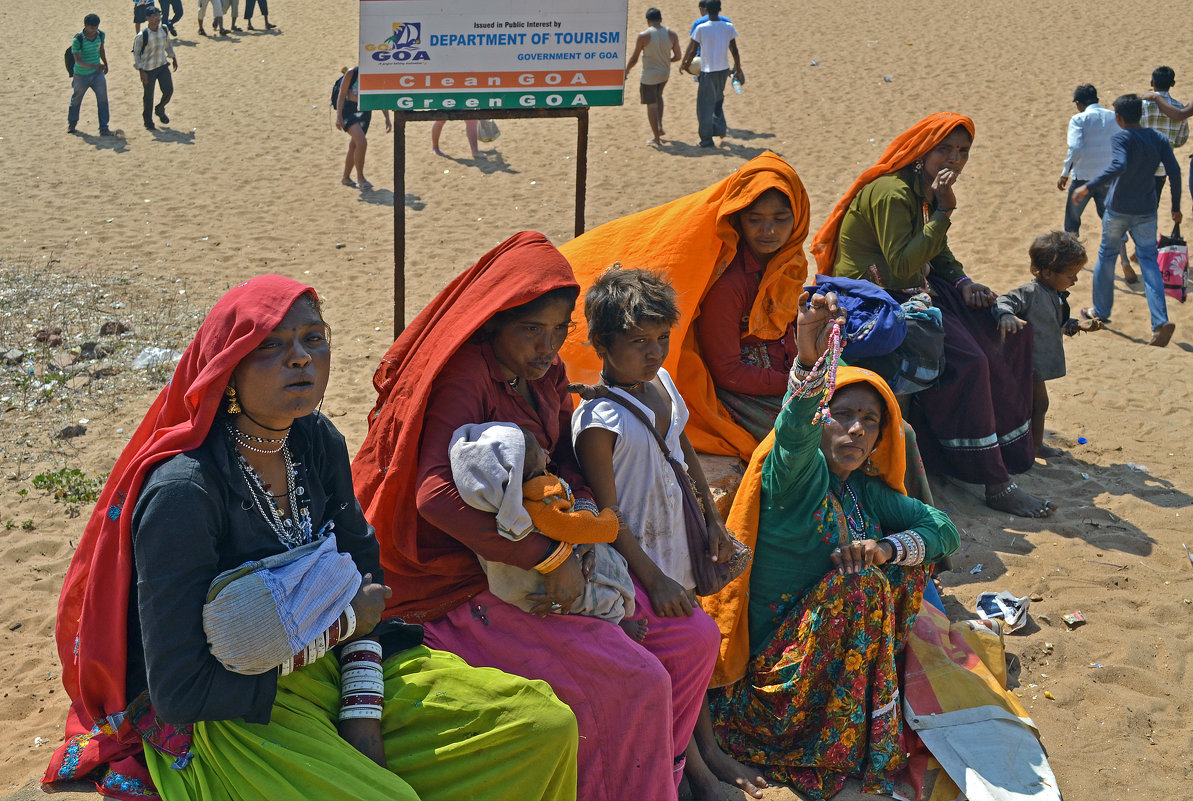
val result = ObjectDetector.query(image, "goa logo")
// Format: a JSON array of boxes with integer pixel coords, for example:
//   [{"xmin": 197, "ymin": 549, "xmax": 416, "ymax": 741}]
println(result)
[{"xmin": 368, "ymin": 22, "xmax": 430, "ymax": 62}]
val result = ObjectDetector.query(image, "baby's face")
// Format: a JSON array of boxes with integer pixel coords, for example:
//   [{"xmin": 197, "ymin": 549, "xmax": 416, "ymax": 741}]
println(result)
[{"xmin": 523, "ymin": 433, "xmax": 549, "ymax": 480}]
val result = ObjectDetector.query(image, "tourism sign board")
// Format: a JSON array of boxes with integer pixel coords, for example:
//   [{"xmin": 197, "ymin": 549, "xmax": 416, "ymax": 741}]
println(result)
[{"xmin": 358, "ymin": 0, "xmax": 628, "ymax": 111}]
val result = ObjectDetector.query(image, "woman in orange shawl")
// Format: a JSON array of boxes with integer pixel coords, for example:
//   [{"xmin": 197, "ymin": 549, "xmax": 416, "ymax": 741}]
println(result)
[
  {"xmin": 702, "ymin": 293, "xmax": 959, "ymax": 800},
  {"xmin": 559, "ymin": 151, "xmax": 809, "ymax": 461},
  {"xmin": 811, "ymin": 112, "xmax": 1054, "ymax": 518}
]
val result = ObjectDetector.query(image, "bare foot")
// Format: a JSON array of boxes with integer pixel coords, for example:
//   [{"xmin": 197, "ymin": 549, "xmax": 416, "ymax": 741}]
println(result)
[
  {"xmin": 341, "ymin": 176, "xmax": 356, "ymax": 187},
  {"xmin": 1121, "ymin": 261, "xmax": 1139, "ymax": 284},
  {"xmin": 618, "ymin": 618, "xmax": 648, "ymax": 642},
  {"xmin": 701, "ymin": 743, "xmax": 767, "ymax": 798},
  {"xmin": 431, "ymin": 147, "xmax": 446, "ymax": 157},
  {"xmin": 647, "ymin": 136, "xmax": 663, "ymax": 146},
  {"xmin": 1036, "ymin": 444, "xmax": 1065, "ymax": 458},
  {"xmin": 985, "ymin": 482, "xmax": 1056, "ymax": 518},
  {"xmin": 683, "ymin": 747, "xmax": 727, "ymax": 801}
]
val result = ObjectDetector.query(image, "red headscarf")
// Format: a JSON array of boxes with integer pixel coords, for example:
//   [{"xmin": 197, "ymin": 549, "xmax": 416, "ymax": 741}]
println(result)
[
  {"xmin": 810, "ymin": 112, "xmax": 976, "ymax": 273},
  {"xmin": 352, "ymin": 232, "xmax": 579, "ymax": 614},
  {"xmin": 45, "ymin": 275, "xmax": 315, "ymax": 798}
]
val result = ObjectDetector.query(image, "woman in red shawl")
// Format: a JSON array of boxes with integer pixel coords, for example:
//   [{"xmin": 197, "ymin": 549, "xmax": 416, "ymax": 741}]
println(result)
[
  {"xmin": 353, "ymin": 232, "xmax": 720, "ymax": 801},
  {"xmin": 812, "ymin": 113, "xmax": 1055, "ymax": 518},
  {"xmin": 44, "ymin": 275, "xmax": 577, "ymax": 801}
]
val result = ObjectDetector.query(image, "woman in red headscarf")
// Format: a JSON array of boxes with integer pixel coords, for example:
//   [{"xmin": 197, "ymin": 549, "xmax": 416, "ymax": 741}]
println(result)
[
  {"xmin": 353, "ymin": 232, "xmax": 720, "ymax": 801},
  {"xmin": 44, "ymin": 275, "xmax": 577, "ymax": 801},
  {"xmin": 811, "ymin": 113, "xmax": 1054, "ymax": 518}
]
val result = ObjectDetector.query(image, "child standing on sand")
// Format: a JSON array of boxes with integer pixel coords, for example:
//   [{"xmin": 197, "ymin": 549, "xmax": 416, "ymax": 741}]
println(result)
[
  {"xmin": 449, "ymin": 421, "xmax": 642, "ymax": 638},
  {"xmin": 994, "ymin": 231, "xmax": 1102, "ymax": 457}
]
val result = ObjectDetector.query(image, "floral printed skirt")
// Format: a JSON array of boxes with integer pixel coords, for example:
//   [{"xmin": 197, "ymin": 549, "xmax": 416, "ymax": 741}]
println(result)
[{"xmin": 710, "ymin": 565, "xmax": 926, "ymax": 800}]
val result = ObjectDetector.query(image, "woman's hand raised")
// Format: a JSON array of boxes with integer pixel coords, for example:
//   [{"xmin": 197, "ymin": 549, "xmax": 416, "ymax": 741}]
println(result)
[
  {"xmin": 794, "ymin": 290, "xmax": 847, "ymax": 360},
  {"xmin": 348, "ymin": 573, "xmax": 392, "ymax": 639},
  {"xmin": 932, "ymin": 168, "xmax": 959, "ymax": 211}
]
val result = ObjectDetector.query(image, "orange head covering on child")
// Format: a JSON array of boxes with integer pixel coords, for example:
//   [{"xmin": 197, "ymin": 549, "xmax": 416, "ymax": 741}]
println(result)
[
  {"xmin": 559, "ymin": 152, "xmax": 811, "ymax": 459},
  {"xmin": 810, "ymin": 112, "xmax": 976, "ymax": 273},
  {"xmin": 703, "ymin": 366, "xmax": 906, "ymax": 687}
]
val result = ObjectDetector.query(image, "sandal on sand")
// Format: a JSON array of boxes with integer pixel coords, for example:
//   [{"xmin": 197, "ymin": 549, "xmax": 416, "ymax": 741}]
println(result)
[
  {"xmin": 1150, "ymin": 322, "xmax": 1176, "ymax": 347},
  {"xmin": 357, "ymin": 180, "xmax": 374, "ymax": 190},
  {"xmin": 1080, "ymin": 307, "xmax": 1108, "ymax": 325},
  {"xmin": 340, "ymin": 177, "xmax": 356, "ymax": 188}
]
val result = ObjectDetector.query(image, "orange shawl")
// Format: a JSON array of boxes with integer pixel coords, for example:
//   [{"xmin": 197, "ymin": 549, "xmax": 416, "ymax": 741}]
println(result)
[
  {"xmin": 702, "ymin": 367, "xmax": 906, "ymax": 687},
  {"xmin": 559, "ymin": 152, "xmax": 810, "ymax": 459},
  {"xmin": 810, "ymin": 112, "xmax": 976, "ymax": 273}
]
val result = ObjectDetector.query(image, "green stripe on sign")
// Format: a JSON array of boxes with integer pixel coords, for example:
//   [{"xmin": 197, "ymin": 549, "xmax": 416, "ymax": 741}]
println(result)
[{"xmin": 359, "ymin": 89, "xmax": 624, "ymax": 111}]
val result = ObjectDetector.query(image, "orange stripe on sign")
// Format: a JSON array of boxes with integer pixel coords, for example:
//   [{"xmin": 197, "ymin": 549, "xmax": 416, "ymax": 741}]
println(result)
[{"xmin": 359, "ymin": 70, "xmax": 624, "ymax": 90}]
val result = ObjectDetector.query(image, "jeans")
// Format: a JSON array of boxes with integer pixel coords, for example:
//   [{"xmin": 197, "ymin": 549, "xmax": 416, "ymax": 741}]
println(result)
[
  {"xmin": 162, "ymin": 0, "xmax": 183, "ymax": 26},
  {"xmin": 1064, "ymin": 179, "xmax": 1109, "ymax": 235},
  {"xmin": 1092, "ymin": 209, "xmax": 1168, "ymax": 329},
  {"xmin": 141, "ymin": 64, "xmax": 174, "ymax": 125},
  {"xmin": 696, "ymin": 69, "xmax": 729, "ymax": 145},
  {"xmin": 68, "ymin": 71, "xmax": 109, "ymax": 130},
  {"xmin": 244, "ymin": 0, "xmax": 268, "ymax": 17}
]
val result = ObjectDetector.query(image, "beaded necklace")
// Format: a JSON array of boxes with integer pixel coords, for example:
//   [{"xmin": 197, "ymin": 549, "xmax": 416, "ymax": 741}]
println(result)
[
  {"xmin": 227, "ymin": 423, "xmax": 289, "ymax": 455},
  {"xmin": 600, "ymin": 372, "xmax": 645, "ymax": 393},
  {"xmin": 835, "ymin": 480, "xmax": 867, "ymax": 541},
  {"xmin": 227, "ymin": 425, "xmax": 311, "ymax": 549},
  {"xmin": 781, "ymin": 318, "xmax": 843, "ymax": 425}
]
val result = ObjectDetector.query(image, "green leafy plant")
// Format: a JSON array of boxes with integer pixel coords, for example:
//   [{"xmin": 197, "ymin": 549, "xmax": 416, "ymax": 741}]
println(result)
[{"xmin": 31, "ymin": 467, "xmax": 107, "ymax": 504}]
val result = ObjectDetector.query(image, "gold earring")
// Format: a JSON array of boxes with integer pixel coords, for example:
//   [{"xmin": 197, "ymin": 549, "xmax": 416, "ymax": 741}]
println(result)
[{"xmin": 224, "ymin": 385, "xmax": 242, "ymax": 415}]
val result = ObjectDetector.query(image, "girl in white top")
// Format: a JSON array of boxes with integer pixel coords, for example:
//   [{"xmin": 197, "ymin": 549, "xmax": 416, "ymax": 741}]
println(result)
[{"xmin": 572, "ymin": 268, "xmax": 734, "ymax": 625}]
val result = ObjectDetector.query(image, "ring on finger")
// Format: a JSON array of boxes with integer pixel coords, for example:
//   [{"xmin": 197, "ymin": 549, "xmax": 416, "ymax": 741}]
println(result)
[{"xmin": 550, "ymin": 602, "xmax": 562, "ymax": 612}]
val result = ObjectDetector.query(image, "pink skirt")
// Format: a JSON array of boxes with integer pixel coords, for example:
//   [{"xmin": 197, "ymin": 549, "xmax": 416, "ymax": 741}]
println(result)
[{"xmin": 425, "ymin": 578, "xmax": 719, "ymax": 801}]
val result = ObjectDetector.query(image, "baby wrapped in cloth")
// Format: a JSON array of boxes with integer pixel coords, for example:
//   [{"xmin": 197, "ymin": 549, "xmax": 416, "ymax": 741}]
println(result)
[{"xmin": 449, "ymin": 422, "xmax": 635, "ymax": 622}]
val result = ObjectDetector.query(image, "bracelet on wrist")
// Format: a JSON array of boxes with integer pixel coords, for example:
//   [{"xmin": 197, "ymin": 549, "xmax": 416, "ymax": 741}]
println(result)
[
  {"xmin": 954, "ymin": 276, "xmax": 972, "ymax": 288},
  {"xmin": 533, "ymin": 541, "xmax": 572, "ymax": 574}
]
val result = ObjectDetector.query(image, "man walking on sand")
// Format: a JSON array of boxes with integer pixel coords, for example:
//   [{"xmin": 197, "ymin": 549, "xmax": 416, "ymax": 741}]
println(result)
[
  {"xmin": 1058, "ymin": 84, "xmax": 1134, "ymax": 280},
  {"xmin": 679, "ymin": 0, "xmax": 742, "ymax": 148},
  {"xmin": 1073, "ymin": 94, "xmax": 1182, "ymax": 347},
  {"xmin": 132, "ymin": 6, "xmax": 178, "ymax": 131},
  {"xmin": 68, "ymin": 13, "xmax": 114, "ymax": 136},
  {"xmin": 689, "ymin": 0, "xmax": 730, "ymax": 56},
  {"xmin": 625, "ymin": 8, "xmax": 680, "ymax": 146}
]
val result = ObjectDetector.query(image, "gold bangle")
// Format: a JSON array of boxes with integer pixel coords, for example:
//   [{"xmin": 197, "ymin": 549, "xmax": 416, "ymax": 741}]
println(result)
[{"xmin": 533, "ymin": 542, "xmax": 572, "ymax": 575}]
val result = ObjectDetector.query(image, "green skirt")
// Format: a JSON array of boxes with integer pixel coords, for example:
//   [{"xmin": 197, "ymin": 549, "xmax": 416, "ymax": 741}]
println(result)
[{"xmin": 143, "ymin": 645, "xmax": 578, "ymax": 801}]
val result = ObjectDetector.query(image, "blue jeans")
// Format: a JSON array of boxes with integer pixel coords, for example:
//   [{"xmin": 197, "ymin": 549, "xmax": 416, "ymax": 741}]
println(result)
[
  {"xmin": 1092, "ymin": 209, "xmax": 1168, "ymax": 329},
  {"xmin": 68, "ymin": 71, "xmax": 109, "ymax": 130},
  {"xmin": 1064, "ymin": 179, "xmax": 1109, "ymax": 235},
  {"xmin": 696, "ymin": 69, "xmax": 729, "ymax": 145}
]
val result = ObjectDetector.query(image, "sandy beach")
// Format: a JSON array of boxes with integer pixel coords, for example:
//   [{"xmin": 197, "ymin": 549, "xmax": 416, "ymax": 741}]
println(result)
[{"xmin": 3, "ymin": 0, "xmax": 1193, "ymax": 798}]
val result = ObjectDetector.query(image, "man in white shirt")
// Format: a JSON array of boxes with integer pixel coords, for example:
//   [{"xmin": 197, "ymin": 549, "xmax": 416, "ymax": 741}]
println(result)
[
  {"xmin": 1058, "ymin": 84, "xmax": 1134, "ymax": 280},
  {"xmin": 132, "ymin": 7, "xmax": 178, "ymax": 131},
  {"xmin": 679, "ymin": 0, "xmax": 742, "ymax": 148}
]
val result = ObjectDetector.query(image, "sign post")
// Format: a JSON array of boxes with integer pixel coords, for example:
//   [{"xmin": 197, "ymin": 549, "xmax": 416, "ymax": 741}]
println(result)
[{"xmin": 356, "ymin": 0, "xmax": 627, "ymax": 336}]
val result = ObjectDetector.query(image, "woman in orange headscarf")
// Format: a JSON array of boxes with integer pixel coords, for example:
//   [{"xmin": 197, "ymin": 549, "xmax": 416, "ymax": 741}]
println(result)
[
  {"xmin": 812, "ymin": 113, "xmax": 1054, "ymax": 519},
  {"xmin": 560, "ymin": 151, "xmax": 809, "ymax": 461},
  {"xmin": 702, "ymin": 292, "xmax": 959, "ymax": 800}
]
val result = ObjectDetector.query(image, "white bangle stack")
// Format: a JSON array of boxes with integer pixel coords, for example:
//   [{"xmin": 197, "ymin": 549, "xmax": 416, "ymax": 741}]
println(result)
[
  {"xmin": 881, "ymin": 530, "xmax": 927, "ymax": 566},
  {"xmin": 339, "ymin": 640, "xmax": 384, "ymax": 721},
  {"xmin": 788, "ymin": 359, "xmax": 827, "ymax": 398},
  {"xmin": 341, "ymin": 602, "xmax": 357, "ymax": 642}
]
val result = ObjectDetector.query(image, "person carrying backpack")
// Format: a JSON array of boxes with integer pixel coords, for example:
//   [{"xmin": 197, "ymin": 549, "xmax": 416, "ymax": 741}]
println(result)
[
  {"xmin": 132, "ymin": 6, "xmax": 178, "ymax": 131},
  {"xmin": 68, "ymin": 13, "xmax": 114, "ymax": 136}
]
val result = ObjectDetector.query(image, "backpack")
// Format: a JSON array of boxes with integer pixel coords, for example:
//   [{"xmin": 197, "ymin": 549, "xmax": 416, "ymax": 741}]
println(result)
[
  {"xmin": 131, "ymin": 27, "xmax": 149, "ymax": 58},
  {"xmin": 64, "ymin": 32, "xmax": 84, "ymax": 77},
  {"xmin": 330, "ymin": 68, "xmax": 357, "ymax": 109}
]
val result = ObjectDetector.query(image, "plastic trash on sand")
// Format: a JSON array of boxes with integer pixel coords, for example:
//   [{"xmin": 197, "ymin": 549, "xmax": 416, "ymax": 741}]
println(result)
[
  {"xmin": 132, "ymin": 347, "xmax": 183, "ymax": 369},
  {"xmin": 974, "ymin": 591, "xmax": 1030, "ymax": 633}
]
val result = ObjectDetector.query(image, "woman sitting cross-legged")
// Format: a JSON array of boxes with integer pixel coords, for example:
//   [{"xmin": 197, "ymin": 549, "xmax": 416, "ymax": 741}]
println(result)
[
  {"xmin": 43, "ymin": 275, "xmax": 577, "ymax": 801},
  {"xmin": 702, "ymin": 290, "xmax": 959, "ymax": 800}
]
